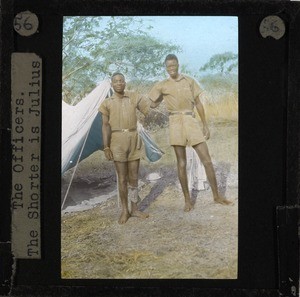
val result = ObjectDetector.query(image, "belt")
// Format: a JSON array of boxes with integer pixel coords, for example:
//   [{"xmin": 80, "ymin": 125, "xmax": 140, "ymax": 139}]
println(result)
[
  {"xmin": 169, "ymin": 111, "xmax": 194, "ymax": 116},
  {"xmin": 111, "ymin": 128, "xmax": 137, "ymax": 133}
]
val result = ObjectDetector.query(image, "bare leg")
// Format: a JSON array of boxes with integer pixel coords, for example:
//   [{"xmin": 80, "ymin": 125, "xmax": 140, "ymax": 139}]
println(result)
[
  {"xmin": 114, "ymin": 161, "xmax": 131, "ymax": 224},
  {"xmin": 193, "ymin": 142, "xmax": 232, "ymax": 205},
  {"xmin": 173, "ymin": 145, "xmax": 194, "ymax": 211},
  {"xmin": 128, "ymin": 159, "xmax": 149, "ymax": 219}
]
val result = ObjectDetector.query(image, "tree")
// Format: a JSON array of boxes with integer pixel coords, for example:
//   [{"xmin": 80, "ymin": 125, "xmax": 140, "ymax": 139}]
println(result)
[
  {"xmin": 180, "ymin": 64, "xmax": 197, "ymax": 78},
  {"xmin": 199, "ymin": 52, "xmax": 238, "ymax": 75},
  {"xmin": 63, "ymin": 16, "xmax": 181, "ymax": 104}
]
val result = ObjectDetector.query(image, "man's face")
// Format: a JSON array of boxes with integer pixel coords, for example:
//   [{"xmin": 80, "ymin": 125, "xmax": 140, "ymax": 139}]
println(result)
[
  {"xmin": 111, "ymin": 75, "xmax": 126, "ymax": 93},
  {"xmin": 165, "ymin": 59, "xmax": 179, "ymax": 79}
]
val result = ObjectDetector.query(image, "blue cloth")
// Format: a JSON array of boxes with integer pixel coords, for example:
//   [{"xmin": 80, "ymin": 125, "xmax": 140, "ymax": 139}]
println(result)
[{"xmin": 62, "ymin": 112, "xmax": 164, "ymax": 174}]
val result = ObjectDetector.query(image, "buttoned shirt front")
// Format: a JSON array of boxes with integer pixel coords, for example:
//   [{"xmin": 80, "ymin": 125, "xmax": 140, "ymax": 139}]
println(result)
[
  {"xmin": 99, "ymin": 91, "xmax": 150, "ymax": 130},
  {"xmin": 148, "ymin": 74, "xmax": 203, "ymax": 112}
]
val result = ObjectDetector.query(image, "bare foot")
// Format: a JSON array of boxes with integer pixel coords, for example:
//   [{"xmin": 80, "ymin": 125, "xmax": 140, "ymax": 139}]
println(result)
[
  {"xmin": 130, "ymin": 202, "xmax": 149, "ymax": 219},
  {"xmin": 184, "ymin": 201, "xmax": 194, "ymax": 212},
  {"xmin": 214, "ymin": 196, "xmax": 232, "ymax": 205},
  {"xmin": 131, "ymin": 210, "xmax": 149, "ymax": 219},
  {"xmin": 118, "ymin": 211, "xmax": 130, "ymax": 224}
]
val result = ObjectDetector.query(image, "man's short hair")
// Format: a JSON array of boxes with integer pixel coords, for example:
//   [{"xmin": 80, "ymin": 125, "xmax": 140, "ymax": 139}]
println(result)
[
  {"xmin": 111, "ymin": 72, "xmax": 125, "ymax": 81},
  {"xmin": 164, "ymin": 54, "xmax": 179, "ymax": 64}
]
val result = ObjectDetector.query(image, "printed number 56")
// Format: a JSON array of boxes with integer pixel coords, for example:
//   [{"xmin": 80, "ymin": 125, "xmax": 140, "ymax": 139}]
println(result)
[
  {"xmin": 14, "ymin": 12, "xmax": 38, "ymax": 36},
  {"xmin": 14, "ymin": 14, "xmax": 33, "ymax": 31}
]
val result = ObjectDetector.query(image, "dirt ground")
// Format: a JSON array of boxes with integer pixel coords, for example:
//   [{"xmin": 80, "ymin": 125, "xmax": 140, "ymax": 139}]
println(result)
[{"xmin": 61, "ymin": 121, "xmax": 238, "ymax": 279}]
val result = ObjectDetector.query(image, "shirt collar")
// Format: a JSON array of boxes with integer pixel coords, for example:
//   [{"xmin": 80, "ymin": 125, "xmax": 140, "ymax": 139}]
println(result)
[
  {"xmin": 168, "ymin": 74, "xmax": 186, "ymax": 82},
  {"xmin": 110, "ymin": 91, "xmax": 130, "ymax": 99}
]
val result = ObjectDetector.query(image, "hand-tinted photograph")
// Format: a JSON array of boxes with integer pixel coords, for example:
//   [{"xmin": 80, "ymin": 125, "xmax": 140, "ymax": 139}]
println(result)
[{"xmin": 61, "ymin": 16, "xmax": 238, "ymax": 279}]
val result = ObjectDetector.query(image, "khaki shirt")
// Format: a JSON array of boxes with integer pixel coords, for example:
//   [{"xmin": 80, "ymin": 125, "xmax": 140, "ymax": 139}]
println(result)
[
  {"xmin": 99, "ymin": 91, "xmax": 150, "ymax": 130},
  {"xmin": 149, "ymin": 74, "xmax": 203, "ymax": 112}
]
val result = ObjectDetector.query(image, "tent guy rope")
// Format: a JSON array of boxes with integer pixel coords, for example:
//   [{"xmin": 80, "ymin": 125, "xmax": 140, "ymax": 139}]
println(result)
[{"xmin": 61, "ymin": 125, "xmax": 92, "ymax": 210}]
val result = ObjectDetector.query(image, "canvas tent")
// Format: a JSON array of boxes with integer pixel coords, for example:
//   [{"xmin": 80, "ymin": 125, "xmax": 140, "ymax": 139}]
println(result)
[
  {"xmin": 61, "ymin": 79, "xmax": 164, "ymax": 174},
  {"xmin": 61, "ymin": 79, "xmax": 206, "ymax": 210}
]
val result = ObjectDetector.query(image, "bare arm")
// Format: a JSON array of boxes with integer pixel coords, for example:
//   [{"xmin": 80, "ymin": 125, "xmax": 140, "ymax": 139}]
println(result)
[
  {"xmin": 194, "ymin": 94, "xmax": 210, "ymax": 140},
  {"xmin": 148, "ymin": 82, "xmax": 163, "ymax": 109},
  {"xmin": 101, "ymin": 114, "xmax": 113, "ymax": 160}
]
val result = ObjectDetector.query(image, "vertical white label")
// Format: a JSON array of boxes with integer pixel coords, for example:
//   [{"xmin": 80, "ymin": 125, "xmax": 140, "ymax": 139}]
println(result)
[{"xmin": 11, "ymin": 53, "xmax": 42, "ymax": 259}]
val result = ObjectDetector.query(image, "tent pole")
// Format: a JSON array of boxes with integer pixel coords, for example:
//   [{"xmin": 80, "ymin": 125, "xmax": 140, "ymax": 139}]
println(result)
[{"xmin": 117, "ymin": 174, "xmax": 120, "ymax": 208}]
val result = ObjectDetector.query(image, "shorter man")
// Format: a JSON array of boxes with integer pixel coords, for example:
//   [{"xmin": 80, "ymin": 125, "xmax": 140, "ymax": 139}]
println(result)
[
  {"xmin": 99, "ymin": 72, "xmax": 150, "ymax": 224},
  {"xmin": 149, "ymin": 54, "xmax": 231, "ymax": 211}
]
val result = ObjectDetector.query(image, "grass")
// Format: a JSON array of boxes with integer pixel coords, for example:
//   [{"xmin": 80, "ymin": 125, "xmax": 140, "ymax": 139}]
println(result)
[
  {"xmin": 61, "ymin": 102, "xmax": 238, "ymax": 279},
  {"xmin": 61, "ymin": 73, "xmax": 239, "ymax": 279}
]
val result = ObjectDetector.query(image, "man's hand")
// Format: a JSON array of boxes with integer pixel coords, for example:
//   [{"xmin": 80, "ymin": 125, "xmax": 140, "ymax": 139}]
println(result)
[
  {"xmin": 203, "ymin": 125, "xmax": 210, "ymax": 141},
  {"xmin": 104, "ymin": 147, "xmax": 113, "ymax": 161}
]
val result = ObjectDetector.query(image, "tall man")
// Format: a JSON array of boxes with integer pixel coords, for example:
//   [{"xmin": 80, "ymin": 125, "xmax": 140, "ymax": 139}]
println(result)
[
  {"xmin": 99, "ymin": 73, "xmax": 150, "ymax": 224},
  {"xmin": 149, "ymin": 54, "xmax": 231, "ymax": 211}
]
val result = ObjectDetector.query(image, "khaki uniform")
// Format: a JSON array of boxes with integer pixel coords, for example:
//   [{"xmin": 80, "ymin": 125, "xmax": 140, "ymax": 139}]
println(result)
[
  {"xmin": 149, "ymin": 75, "xmax": 206, "ymax": 146},
  {"xmin": 99, "ymin": 91, "xmax": 150, "ymax": 162}
]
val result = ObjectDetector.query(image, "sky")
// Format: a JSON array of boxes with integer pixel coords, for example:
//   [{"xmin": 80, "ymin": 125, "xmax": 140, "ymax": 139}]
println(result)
[
  {"xmin": 139, "ymin": 16, "xmax": 238, "ymax": 73},
  {"xmin": 64, "ymin": 16, "xmax": 238, "ymax": 78}
]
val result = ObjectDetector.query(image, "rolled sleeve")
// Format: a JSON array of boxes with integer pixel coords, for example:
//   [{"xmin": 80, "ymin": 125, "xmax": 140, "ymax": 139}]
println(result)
[
  {"xmin": 149, "ymin": 82, "xmax": 163, "ymax": 103},
  {"xmin": 191, "ymin": 79, "xmax": 203, "ymax": 99},
  {"xmin": 99, "ymin": 100, "xmax": 109, "ymax": 116}
]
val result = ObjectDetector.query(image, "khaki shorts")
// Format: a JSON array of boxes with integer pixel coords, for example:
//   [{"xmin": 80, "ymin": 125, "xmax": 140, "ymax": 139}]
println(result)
[
  {"xmin": 110, "ymin": 131, "xmax": 141, "ymax": 162},
  {"xmin": 169, "ymin": 114, "xmax": 206, "ymax": 146}
]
